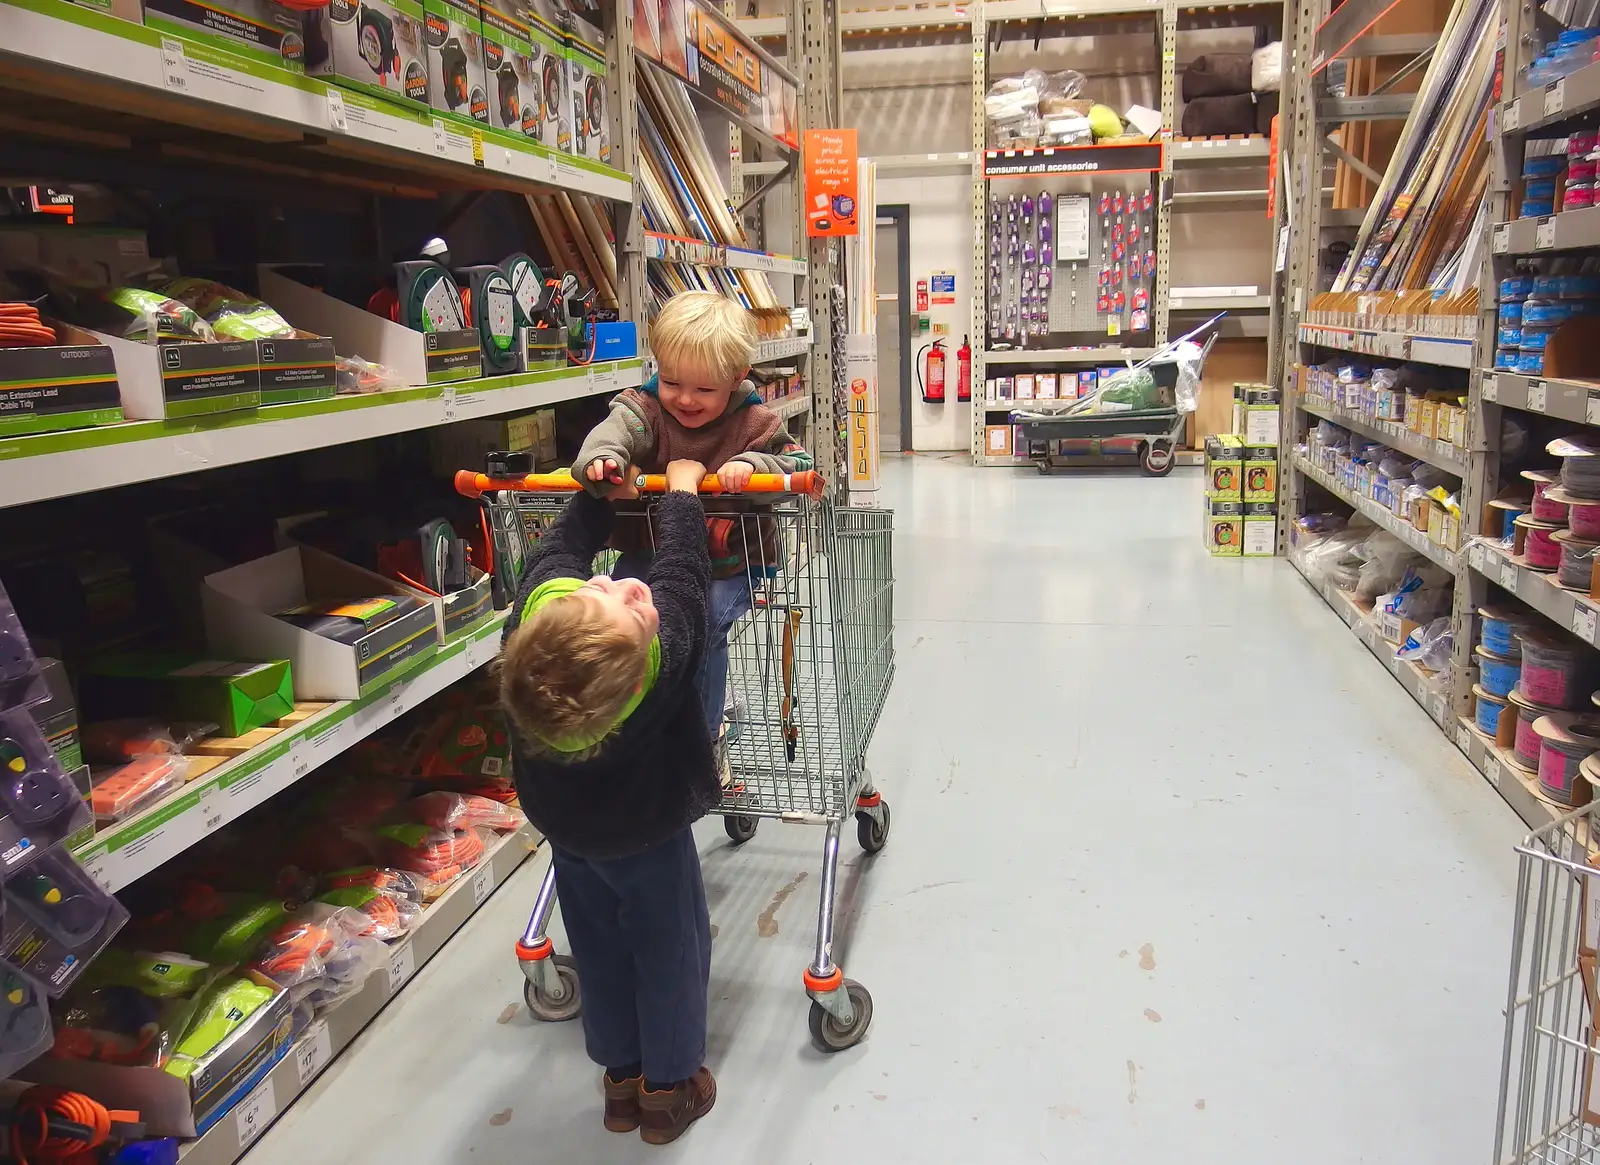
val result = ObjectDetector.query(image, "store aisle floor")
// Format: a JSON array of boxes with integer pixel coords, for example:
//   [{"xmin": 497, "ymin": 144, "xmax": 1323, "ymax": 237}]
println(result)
[{"xmin": 248, "ymin": 457, "xmax": 1524, "ymax": 1165}]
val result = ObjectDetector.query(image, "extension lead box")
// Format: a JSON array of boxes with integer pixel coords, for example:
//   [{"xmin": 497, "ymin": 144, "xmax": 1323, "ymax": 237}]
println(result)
[
  {"xmin": 23, "ymin": 971, "xmax": 294, "ymax": 1137},
  {"xmin": 87, "ymin": 332, "xmax": 261, "ymax": 420},
  {"xmin": 566, "ymin": 7, "xmax": 609, "ymax": 165},
  {"xmin": 257, "ymin": 333, "xmax": 336, "ymax": 405},
  {"xmin": 259, "ymin": 267, "xmax": 481, "ymax": 385},
  {"xmin": 203, "ymin": 546, "xmax": 438, "ymax": 700},
  {"xmin": 424, "ymin": 0, "xmax": 490, "ymax": 126},
  {"xmin": 141, "ymin": 0, "xmax": 308, "ymax": 73},
  {"xmin": 0, "ymin": 321, "xmax": 122, "ymax": 438},
  {"xmin": 305, "ymin": 0, "xmax": 430, "ymax": 109},
  {"xmin": 478, "ymin": 0, "xmax": 564, "ymax": 145}
]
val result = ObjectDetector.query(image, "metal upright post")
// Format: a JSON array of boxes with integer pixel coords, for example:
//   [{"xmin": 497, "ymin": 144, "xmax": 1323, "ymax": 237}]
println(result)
[
  {"xmin": 1154, "ymin": 0, "xmax": 1178, "ymax": 344},
  {"xmin": 969, "ymin": 3, "xmax": 988, "ymax": 463},
  {"xmin": 797, "ymin": 0, "xmax": 841, "ymax": 489},
  {"xmin": 605, "ymin": 0, "xmax": 646, "ymax": 348}
]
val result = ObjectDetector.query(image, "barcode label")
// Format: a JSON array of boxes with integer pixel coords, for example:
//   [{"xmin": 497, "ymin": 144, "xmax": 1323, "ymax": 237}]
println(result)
[
  {"xmin": 294, "ymin": 1019, "xmax": 332, "ymax": 1085},
  {"xmin": 160, "ymin": 38, "xmax": 188, "ymax": 91}
]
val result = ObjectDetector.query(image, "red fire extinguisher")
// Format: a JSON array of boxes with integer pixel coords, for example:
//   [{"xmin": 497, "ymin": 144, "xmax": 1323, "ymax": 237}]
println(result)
[
  {"xmin": 956, "ymin": 335, "xmax": 972, "ymax": 402},
  {"xmin": 917, "ymin": 338, "xmax": 946, "ymax": 403}
]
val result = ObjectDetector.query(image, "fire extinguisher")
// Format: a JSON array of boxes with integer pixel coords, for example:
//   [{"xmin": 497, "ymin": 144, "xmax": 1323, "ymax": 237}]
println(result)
[
  {"xmin": 956, "ymin": 335, "xmax": 972, "ymax": 402},
  {"xmin": 917, "ymin": 338, "xmax": 946, "ymax": 403}
]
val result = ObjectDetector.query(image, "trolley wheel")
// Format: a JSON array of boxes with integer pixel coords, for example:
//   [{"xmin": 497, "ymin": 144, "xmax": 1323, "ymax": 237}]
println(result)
[
  {"xmin": 724, "ymin": 814, "xmax": 759, "ymax": 844},
  {"xmin": 1139, "ymin": 440, "xmax": 1175, "ymax": 477},
  {"xmin": 856, "ymin": 800, "xmax": 890, "ymax": 853},
  {"xmin": 808, "ymin": 979, "xmax": 873, "ymax": 1053},
  {"xmin": 523, "ymin": 953, "xmax": 582, "ymax": 1022}
]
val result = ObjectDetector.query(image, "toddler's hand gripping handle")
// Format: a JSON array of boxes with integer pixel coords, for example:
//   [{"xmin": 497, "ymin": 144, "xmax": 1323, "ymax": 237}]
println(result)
[{"xmin": 454, "ymin": 468, "xmax": 824, "ymax": 500}]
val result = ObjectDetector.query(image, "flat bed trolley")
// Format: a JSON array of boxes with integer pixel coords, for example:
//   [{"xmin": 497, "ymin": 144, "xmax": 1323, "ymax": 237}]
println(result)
[
  {"xmin": 455, "ymin": 462, "xmax": 896, "ymax": 1051},
  {"xmin": 1011, "ymin": 406, "xmax": 1186, "ymax": 476}
]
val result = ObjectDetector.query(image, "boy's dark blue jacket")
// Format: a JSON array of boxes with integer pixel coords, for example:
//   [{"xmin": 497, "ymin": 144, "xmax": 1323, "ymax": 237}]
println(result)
[{"xmin": 502, "ymin": 490, "xmax": 722, "ymax": 859}]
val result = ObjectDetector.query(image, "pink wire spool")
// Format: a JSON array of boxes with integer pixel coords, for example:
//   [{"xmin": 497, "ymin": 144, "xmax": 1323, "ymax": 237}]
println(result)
[
  {"xmin": 1524, "ymin": 468, "xmax": 1568, "ymax": 522},
  {"xmin": 1533, "ymin": 713, "xmax": 1600, "ymax": 807},
  {"xmin": 1521, "ymin": 629, "xmax": 1588, "ymax": 708},
  {"xmin": 1515, "ymin": 514, "xmax": 1564, "ymax": 570},
  {"xmin": 1547, "ymin": 486, "xmax": 1600, "ymax": 539},
  {"xmin": 1510, "ymin": 686, "xmax": 1562, "ymax": 770}
]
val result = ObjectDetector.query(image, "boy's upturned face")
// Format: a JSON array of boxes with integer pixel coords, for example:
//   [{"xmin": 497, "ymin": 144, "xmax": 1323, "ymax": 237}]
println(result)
[
  {"xmin": 658, "ymin": 361, "xmax": 742, "ymax": 429},
  {"xmin": 578, "ymin": 575, "xmax": 659, "ymax": 645}
]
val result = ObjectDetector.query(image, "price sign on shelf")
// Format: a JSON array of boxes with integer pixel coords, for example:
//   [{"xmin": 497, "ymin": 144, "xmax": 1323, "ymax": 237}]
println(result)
[
  {"xmin": 198, "ymin": 784, "xmax": 224, "ymax": 836},
  {"xmin": 387, "ymin": 944, "xmax": 416, "ymax": 993},
  {"xmin": 388, "ymin": 681, "xmax": 409, "ymax": 723},
  {"xmin": 1469, "ymin": 543, "xmax": 1486, "ymax": 572},
  {"xmin": 79, "ymin": 849, "xmax": 116, "ymax": 892},
  {"xmin": 1493, "ymin": 224, "xmax": 1511, "ymax": 254},
  {"xmin": 1505, "ymin": 99, "xmax": 1521, "ymax": 132},
  {"xmin": 472, "ymin": 863, "xmax": 496, "ymax": 905},
  {"xmin": 1547, "ymin": 79, "xmax": 1567, "ymax": 117},
  {"xmin": 1537, "ymin": 218, "xmax": 1558, "ymax": 250},
  {"xmin": 294, "ymin": 1019, "xmax": 333, "ymax": 1085},
  {"xmin": 1587, "ymin": 390, "xmax": 1600, "ymax": 426},
  {"xmin": 235, "ymin": 1078, "xmax": 277, "ymax": 1149},
  {"xmin": 159, "ymin": 37, "xmax": 189, "ymax": 92},
  {"xmin": 1575, "ymin": 604, "xmax": 1599, "ymax": 645},
  {"xmin": 1456, "ymin": 725, "xmax": 1472, "ymax": 754},
  {"xmin": 1486, "ymin": 754, "xmax": 1502, "ymax": 789},
  {"xmin": 326, "ymin": 88, "xmax": 348, "ymax": 133},
  {"xmin": 1483, "ymin": 374, "xmax": 1499, "ymax": 402},
  {"xmin": 432, "ymin": 119, "xmax": 447, "ymax": 156},
  {"xmin": 1529, "ymin": 380, "xmax": 1548, "ymax": 413},
  {"xmin": 1501, "ymin": 559, "xmax": 1520, "ymax": 593},
  {"xmin": 1432, "ymin": 694, "xmax": 1448, "ymax": 724},
  {"xmin": 442, "ymin": 384, "xmax": 458, "ymax": 423}
]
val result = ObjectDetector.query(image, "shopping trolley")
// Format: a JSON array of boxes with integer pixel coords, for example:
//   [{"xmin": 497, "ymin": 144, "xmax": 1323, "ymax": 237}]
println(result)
[
  {"xmin": 1494, "ymin": 801, "xmax": 1600, "ymax": 1164},
  {"xmin": 455, "ymin": 460, "xmax": 895, "ymax": 1052}
]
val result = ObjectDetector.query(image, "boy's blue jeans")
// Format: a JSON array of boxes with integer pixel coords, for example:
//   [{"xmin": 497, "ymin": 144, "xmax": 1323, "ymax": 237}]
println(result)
[{"xmin": 615, "ymin": 552, "xmax": 751, "ymax": 736}]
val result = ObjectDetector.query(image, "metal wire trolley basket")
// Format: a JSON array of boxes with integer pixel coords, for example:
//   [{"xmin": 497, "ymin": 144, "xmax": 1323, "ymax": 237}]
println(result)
[
  {"xmin": 455, "ymin": 461, "xmax": 895, "ymax": 1051},
  {"xmin": 1495, "ymin": 802, "xmax": 1600, "ymax": 1164}
]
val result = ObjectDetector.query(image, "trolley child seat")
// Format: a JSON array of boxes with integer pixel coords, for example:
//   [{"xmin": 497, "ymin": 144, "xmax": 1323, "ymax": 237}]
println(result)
[{"xmin": 455, "ymin": 459, "xmax": 896, "ymax": 1051}]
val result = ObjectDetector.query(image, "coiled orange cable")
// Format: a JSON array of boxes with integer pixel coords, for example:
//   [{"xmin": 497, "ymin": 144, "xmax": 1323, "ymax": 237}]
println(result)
[{"xmin": 12, "ymin": 1085, "xmax": 137, "ymax": 1164}]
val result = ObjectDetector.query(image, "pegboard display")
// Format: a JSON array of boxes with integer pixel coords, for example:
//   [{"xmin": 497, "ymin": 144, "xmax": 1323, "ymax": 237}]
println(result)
[{"xmin": 987, "ymin": 182, "xmax": 1158, "ymax": 347}]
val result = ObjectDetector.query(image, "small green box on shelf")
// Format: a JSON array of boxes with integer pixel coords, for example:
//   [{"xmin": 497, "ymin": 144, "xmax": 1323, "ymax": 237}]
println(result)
[{"xmin": 81, "ymin": 654, "xmax": 294, "ymax": 738}]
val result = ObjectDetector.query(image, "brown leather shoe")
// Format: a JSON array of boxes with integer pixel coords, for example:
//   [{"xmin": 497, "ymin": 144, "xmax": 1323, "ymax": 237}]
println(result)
[
  {"xmin": 603, "ymin": 1074, "xmax": 641, "ymax": 1133},
  {"xmin": 638, "ymin": 1067, "xmax": 716, "ymax": 1145}
]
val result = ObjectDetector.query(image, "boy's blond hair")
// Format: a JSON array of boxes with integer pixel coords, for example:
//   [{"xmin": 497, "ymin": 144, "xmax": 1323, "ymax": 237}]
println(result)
[
  {"xmin": 498, "ymin": 593, "xmax": 651, "ymax": 762},
  {"xmin": 650, "ymin": 291, "xmax": 757, "ymax": 383}
]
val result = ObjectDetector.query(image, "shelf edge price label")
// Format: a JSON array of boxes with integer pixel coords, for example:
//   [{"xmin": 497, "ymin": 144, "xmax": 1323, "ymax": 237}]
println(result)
[
  {"xmin": 159, "ymin": 37, "xmax": 189, "ymax": 92},
  {"xmin": 235, "ymin": 1077, "xmax": 277, "ymax": 1149},
  {"xmin": 1501, "ymin": 559, "xmax": 1520, "ymax": 593},
  {"xmin": 1587, "ymin": 389, "xmax": 1600, "ymax": 425},
  {"xmin": 80, "ymin": 849, "xmax": 116, "ymax": 892},
  {"xmin": 295, "ymin": 1018, "xmax": 333, "ymax": 1085},
  {"xmin": 1485, "ymin": 754, "xmax": 1502, "ymax": 789},
  {"xmin": 472, "ymin": 863, "xmax": 495, "ymax": 905},
  {"xmin": 387, "ymin": 943, "xmax": 416, "ymax": 993},
  {"xmin": 1536, "ymin": 218, "xmax": 1557, "ymax": 250},
  {"xmin": 1505, "ymin": 99, "xmax": 1521, "ymax": 132},
  {"xmin": 198, "ymin": 784, "xmax": 225, "ymax": 836},
  {"xmin": 432, "ymin": 118, "xmax": 448, "ymax": 156},
  {"xmin": 1469, "ymin": 542, "xmax": 1485, "ymax": 571},
  {"xmin": 1456, "ymin": 725, "xmax": 1472, "ymax": 753},
  {"xmin": 441, "ymin": 383, "xmax": 458, "ymax": 422},
  {"xmin": 326, "ymin": 88, "xmax": 348, "ymax": 133},
  {"xmin": 1575, "ymin": 604, "xmax": 1599, "ymax": 645},
  {"xmin": 1431, "ymin": 693, "xmax": 1448, "ymax": 724},
  {"xmin": 388, "ymin": 681, "xmax": 409, "ymax": 723},
  {"xmin": 1482, "ymin": 373, "xmax": 1499, "ymax": 402},
  {"xmin": 1546, "ymin": 79, "xmax": 1566, "ymax": 117},
  {"xmin": 1529, "ymin": 379, "xmax": 1548, "ymax": 413},
  {"xmin": 1493, "ymin": 224, "xmax": 1511, "ymax": 254}
]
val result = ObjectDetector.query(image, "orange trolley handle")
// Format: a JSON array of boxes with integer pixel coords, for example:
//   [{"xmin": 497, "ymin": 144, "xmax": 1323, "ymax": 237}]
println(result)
[{"xmin": 454, "ymin": 468, "xmax": 825, "ymax": 501}]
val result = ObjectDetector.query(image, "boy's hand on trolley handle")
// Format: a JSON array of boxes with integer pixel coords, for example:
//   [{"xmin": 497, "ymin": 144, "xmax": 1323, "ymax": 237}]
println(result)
[{"xmin": 714, "ymin": 461, "xmax": 753, "ymax": 494}]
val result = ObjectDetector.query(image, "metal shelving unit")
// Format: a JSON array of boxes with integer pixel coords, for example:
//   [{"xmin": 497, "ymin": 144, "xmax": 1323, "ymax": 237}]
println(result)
[{"xmin": 0, "ymin": 0, "xmax": 843, "ymax": 1152}]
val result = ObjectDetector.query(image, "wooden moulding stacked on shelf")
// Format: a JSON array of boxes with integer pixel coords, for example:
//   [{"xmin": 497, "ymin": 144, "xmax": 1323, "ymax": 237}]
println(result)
[{"xmin": 1302, "ymin": 288, "xmax": 1480, "ymax": 338}]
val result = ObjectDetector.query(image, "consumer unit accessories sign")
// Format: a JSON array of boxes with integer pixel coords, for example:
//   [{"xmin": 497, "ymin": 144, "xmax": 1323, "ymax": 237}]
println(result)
[{"xmin": 984, "ymin": 142, "xmax": 1165, "ymax": 177}]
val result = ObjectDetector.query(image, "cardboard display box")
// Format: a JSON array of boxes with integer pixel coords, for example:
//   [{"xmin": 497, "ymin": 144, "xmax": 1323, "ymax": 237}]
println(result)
[
  {"xmin": 424, "ymin": 0, "xmax": 490, "ymax": 125},
  {"xmin": 1205, "ymin": 434, "xmax": 1242, "ymax": 500},
  {"xmin": 566, "ymin": 22, "xmax": 609, "ymax": 165},
  {"xmin": 479, "ymin": 6, "xmax": 542, "ymax": 139},
  {"xmin": 81, "ymin": 653, "xmax": 294, "ymax": 738},
  {"xmin": 429, "ymin": 406, "xmax": 556, "ymax": 474},
  {"xmin": 1242, "ymin": 500, "xmax": 1276, "ymax": 557},
  {"xmin": 88, "ymin": 332, "xmax": 261, "ymax": 420},
  {"xmin": 1243, "ymin": 445, "xmax": 1279, "ymax": 502},
  {"xmin": 141, "ymin": 0, "xmax": 308, "ymax": 72},
  {"xmin": 0, "ymin": 321, "xmax": 122, "ymax": 437},
  {"xmin": 259, "ymin": 267, "xmax": 480, "ymax": 386},
  {"xmin": 257, "ymin": 333, "xmax": 336, "ymax": 405},
  {"xmin": 203, "ymin": 546, "xmax": 438, "ymax": 700},
  {"xmin": 1204, "ymin": 497, "xmax": 1244, "ymax": 557},
  {"xmin": 306, "ymin": 0, "xmax": 431, "ymax": 106},
  {"xmin": 985, "ymin": 424, "xmax": 1013, "ymax": 458}
]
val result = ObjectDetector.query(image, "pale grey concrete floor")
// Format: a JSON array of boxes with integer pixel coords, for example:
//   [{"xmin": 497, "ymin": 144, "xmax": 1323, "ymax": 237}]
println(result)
[{"xmin": 247, "ymin": 456, "xmax": 1525, "ymax": 1164}]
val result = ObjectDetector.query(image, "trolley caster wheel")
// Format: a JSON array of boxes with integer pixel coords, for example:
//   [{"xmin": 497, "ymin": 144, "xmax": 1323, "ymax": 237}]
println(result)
[
  {"xmin": 724, "ymin": 815, "xmax": 759, "ymax": 844},
  {"xmin": 808, "ymin": 979, "xmax": 873, "ymax": 1053},
  {"xmin": 523, "ymin": 953, "xmax": 582, "ymax": 1022},
  {"xmin": 1139, "ymin": 440, "xmax": 1174, "ymax": 477},
  {"xmin": 856, "ymin": 800, "xmax": 890, "ymax": 853}
]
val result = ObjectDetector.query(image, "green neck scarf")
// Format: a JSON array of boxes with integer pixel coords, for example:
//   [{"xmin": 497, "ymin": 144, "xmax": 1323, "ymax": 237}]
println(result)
[{"xmin": 519, "ymin": 578, "xmax": 661, "ymax": 754}]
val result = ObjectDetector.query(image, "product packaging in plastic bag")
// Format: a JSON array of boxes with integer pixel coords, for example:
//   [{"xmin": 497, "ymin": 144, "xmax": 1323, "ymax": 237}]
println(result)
[
  {"xmin": 404, "ymin": 791, "xmax": 525, "ymax": 834},
  {"xmin": 144, "ymin": 276, "xmax": 296, "ymax": 341},
  {"xmin": 90, "ymin": 755, "xmax": 188, "ymax": 824},
  {"xmin": 375, "ymin": 824, "xmax": 488, "ymax": 898},
  {"xmin": 984, "ymin": 71, "xmax": 1044, "ymax": 123},
  {"xmin": 1353, "ymin": 530, "xmax": 1422, "ymax": 601},
  {"xmin": 82, "ymin": 719, "xmax": 218, "ymax": 764},
  {"xmin": 2, "ymin": 845, "xmax": 130, "ymax": 995},
  {"xmin": 51, "ymin": 982, "xmax": 168, "ymax": 1067},
  {"xmin": 248, "ymin": 902, "xmax": 370, "ymax": 995},
  {"xmin": 335, "ymin": 354, "xmax": 404, "ymax": 394},
  {"xmin": 319, "ymin": 867, "xmax": 425, "ymax": 941},
  {"xmin": 1397, "ymin": 616, "xmax": 1455, "ymax": 670},
  {"xmin": 1252, "ymin": 41, "xmax": 1283, "ymax": 91},
  {"xmin": 1171, "ymin": 341, "xmax": 1203, "ymax": 413},
  {"xmin": 1290, "ymin": 513, "xmax": 1348, "ymax": 550},
  {"xmin": 60, "ymin": 285, "xmax": 217, "ymax": 343},
  {"xmin": 162, "ymin": 972, "xmax": 280, "ymax": 1082}
]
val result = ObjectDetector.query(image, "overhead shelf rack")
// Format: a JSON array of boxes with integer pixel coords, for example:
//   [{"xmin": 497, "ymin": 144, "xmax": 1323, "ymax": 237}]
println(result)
[
  {"xmin": 0, "ymin": 0, "xmax": 633, "ymax": 201},
  {"xmin": 644, "ymin": 232, "xmax": 808, "ymax": 275},
  {"xmin": 1297, "ymin": 323, "xmax": 1476, "ymax": 368}
]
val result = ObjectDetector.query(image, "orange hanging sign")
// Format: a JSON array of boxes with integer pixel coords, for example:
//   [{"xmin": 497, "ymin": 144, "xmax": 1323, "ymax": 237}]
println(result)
[{"xmin": 804, "ymin": 128, "xmax": 859, "ymax": 237}]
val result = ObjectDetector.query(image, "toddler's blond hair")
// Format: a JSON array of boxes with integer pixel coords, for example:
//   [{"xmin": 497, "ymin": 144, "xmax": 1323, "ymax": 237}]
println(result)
[
  {"xmin": 650, "ymin": 291, "xmax": 757, "ymax": 383},
  {"xmin": 498, "ymin": 593, "xmax": 651, "ymax": 762}
]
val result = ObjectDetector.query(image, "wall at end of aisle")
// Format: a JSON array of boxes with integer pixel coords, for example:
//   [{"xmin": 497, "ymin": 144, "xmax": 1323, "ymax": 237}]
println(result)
[{"xmin": 877, "ymin": 172, "xmax": 973, "ymax": 453}]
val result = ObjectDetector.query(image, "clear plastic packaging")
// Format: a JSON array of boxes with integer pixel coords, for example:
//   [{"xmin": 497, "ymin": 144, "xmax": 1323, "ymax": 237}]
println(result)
[
  {"xmin": 2, "ymin": 847, "xmax": 130, "ymax": 996},
  {"xmin": 0, "ymin": 961, "xmax": 54, "ymax": 1077},
  {"xmin": 0, "ymin": 707, "xmax": 93, "ymax": 868},
  {"xmin": 82, "ymin": 719, "xmax": 218, "ymax": 764},
  {"xmin": 89, "ymin": 756, "xmax": 187, "ymax": 824},
  {"xmin": 335, "ymin": 354, "xmax": 404, "ymax": 394},
  {"xmin": 375, "ymin": 824, "xmax": 488, "ymax": 898},
  {"xmin": 1397, "ymin": 616, "xmax": 1455, "ymax": 671},
  {"xmin": 143, "ymin": 276, "xmax": 296, "ymax": 342},
  {"xmin": 1252, "ymin": 41, "xmax": 1283, "ymax": 91},
  {"xmin": 1171, "ymin": 341, "xmax": 1204, "ymax": 413},
  {"xmin": 0, "ymin": 579, "xmax": 47, "ymax": 711},
  {"xmin": 248, "ymin": 903, "xmax": 370, "ymax": 995},
  {"xmin": 319, "ymin": 868, "xmax": 425, "ymax": 941},
  {"xmin": 404, "ymin": 791, "xmax": 525, "ymax": 833}
]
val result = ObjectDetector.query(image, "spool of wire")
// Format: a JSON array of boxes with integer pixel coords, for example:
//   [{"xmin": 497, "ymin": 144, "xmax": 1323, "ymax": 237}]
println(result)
[
  {"xmin": 1511, "ymin": 687, "xmax": 1560, "ymax": 770},
  {"xmin": 1479, "ymin": 605, "xmax": 1532, "ymax": 656},
  {"xmin": 1551, "ymin": 435, "xmax": 1600, "ymax": 499},
  {"xmin": 1516, "ymin": 514, "xmax": 1564, "ymax": 570},
  {"xmin": 1524, "ymin": 468, "xmax": 1568, "ymax": 522},
  {"xmin": 1548, "ymin": 487, "xmax": 1600, "ymax": 537},
  {"xmin": 1534, "ymin": 713, "xmax": 1600, "ymax": 807},
  {"xmin": 1554, "ymin": 529, "xmax": 1600, "ymax": 590}
]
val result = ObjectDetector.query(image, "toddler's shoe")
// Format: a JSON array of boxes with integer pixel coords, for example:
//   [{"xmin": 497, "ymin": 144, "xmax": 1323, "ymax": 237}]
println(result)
[
  {"xmin": 639, "ymin": 1067, "xmax": 716, "ymax": 1144},
  {"xmin": 603, "ymin": 1074, "xmax": 641, "ymax": 1133}
]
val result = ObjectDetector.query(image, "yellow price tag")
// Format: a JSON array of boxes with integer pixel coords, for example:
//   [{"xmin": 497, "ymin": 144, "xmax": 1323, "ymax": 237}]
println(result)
[{"xmin": 471, "ymin": 130, "xmax": 484, "ymax": 167}]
